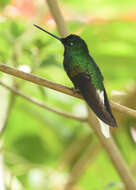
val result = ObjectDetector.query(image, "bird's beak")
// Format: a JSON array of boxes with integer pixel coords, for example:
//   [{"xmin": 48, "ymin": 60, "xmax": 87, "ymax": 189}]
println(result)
[{"xmin": 34, "ymin": 24, "xmax": 62, "ymax": 42}]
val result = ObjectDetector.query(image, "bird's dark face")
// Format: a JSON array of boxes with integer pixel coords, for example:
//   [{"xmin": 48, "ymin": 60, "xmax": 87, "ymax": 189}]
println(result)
[{"xmin": 61, "ymin": 34, "xmax": 89, "ymax": 54}]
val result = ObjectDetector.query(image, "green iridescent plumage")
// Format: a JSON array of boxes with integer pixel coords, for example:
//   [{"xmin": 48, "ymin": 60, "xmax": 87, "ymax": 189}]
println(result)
[{"xmin": 62, "ymin": 35, "xmax": 103, "ymax": 90}]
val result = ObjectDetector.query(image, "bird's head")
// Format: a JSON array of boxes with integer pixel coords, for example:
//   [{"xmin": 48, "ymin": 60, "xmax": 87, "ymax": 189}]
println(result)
[{"xmin": 34, "ymin": 24, "xmax": 89, "ymax": 55}]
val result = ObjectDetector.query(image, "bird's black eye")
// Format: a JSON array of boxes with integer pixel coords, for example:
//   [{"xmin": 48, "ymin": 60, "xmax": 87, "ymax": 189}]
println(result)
[{"xmin": 70, "ymin": 42, "xmax": 73, "ymax": 46}]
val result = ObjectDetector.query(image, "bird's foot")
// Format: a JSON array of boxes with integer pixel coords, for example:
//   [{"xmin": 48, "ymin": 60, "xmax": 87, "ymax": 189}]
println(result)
[{"xmin": 71, "ymin": 87, "xmax": 80, "ymax": 95}]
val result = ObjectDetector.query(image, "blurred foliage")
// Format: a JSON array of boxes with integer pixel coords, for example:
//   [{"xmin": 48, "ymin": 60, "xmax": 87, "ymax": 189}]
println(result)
[
  {"xmin": 0, "ymin": 0, "xmax": 10, "ymax": 8},
  {"xmin": 0, "ymin": 0, "xmax": 136, "ymax": 190}
]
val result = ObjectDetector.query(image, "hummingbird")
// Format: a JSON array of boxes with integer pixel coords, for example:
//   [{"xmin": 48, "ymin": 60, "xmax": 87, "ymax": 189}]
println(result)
[{"xmin": 34, "ymin": 24, "xmax": 117, "ymax": 138}]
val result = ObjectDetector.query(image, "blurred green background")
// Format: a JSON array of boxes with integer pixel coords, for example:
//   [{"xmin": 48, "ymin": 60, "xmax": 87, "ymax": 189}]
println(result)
[{"xmin": 0, "ymin": 0, "xmax": 136, "ymax": 190}]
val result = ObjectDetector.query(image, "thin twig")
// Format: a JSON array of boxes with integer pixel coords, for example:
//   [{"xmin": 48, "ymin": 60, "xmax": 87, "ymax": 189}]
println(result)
[
  {"xmin": 110, "ymin": 100, "xmax": 136, "ymax": 118},
  {"xmin": 64, "ymin": 143, "xmax": 101, "ymax": 190},
  {"xmin": 57, "ymin": 135, "xmax": 92, "ymax": 171},
  {"xmin": 0, "ymin": 64, "xmax": 81, "ymax": 98},
  {"xmin": 0, "ymin": 81, "xmax": 87, "ymax": 122},
  {"xmin": 0, "ymin": 93, "xmax": 16, "ymax": 137},
  {"xmin": 46, "ymin": 0, "xmax": 69, "ymax": 37},
  {"xmin": 46, "ymin": 0, "xmax": 136, "ymax": 189},
  {"xmin": 0, "ymin": 75, "xmax": 15, "ymax": 190},
  {"xmin": 87, "ymin": 107, "xmax": 136, "ymax": 190},
  {"xmin": 0, "ymin": 64, "xmax": 136, "ymax": 119}
]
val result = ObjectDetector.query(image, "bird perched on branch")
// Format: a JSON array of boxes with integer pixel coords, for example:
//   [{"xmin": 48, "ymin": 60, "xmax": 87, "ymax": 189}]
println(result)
[{"xmin": 34, "ymin": 24, "xmax": 117, "ymax": 138}]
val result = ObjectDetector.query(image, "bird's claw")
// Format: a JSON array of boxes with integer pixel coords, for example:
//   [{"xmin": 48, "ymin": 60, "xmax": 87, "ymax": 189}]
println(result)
[{"xmin": 71, "ymin": 87, "xmax": 80, "ymax": 95}]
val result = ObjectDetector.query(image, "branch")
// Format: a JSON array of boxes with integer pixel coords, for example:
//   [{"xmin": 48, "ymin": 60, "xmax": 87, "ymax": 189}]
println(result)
[
  {"xmin": 0, "ymin": 93, "xmax": 16, "ymax": 137},
  {"xmin": 0, "ymin": 64, "xmax": 136, "ymax": 119},
  {"xmin": 0, "ymin": 81, "xmax": 86, "ymax": 122},
  {"xmin": 87, "ymin": 107, "xmax": 136, "ymax": 190},
  {"xmin": 0, "ymin": 64, "xmax": 81, "ymax": 98},
  {"xmin": 46, "ymin": 0, "xmax": 69, "ymax": 37},
  {"xmin": 57, "ymin": 135, "xmax": 92, "ymax": 171},
  {"xmin": 110, "ymin": 100, "xmax": 136, "ymax": 118},
  {"xmin": 64, "ymin": 143, "xmax": 101, "ymax": 190},
  {"xmin": 45, "ymin": 0, "xmax": 136, "ymax": 188}
]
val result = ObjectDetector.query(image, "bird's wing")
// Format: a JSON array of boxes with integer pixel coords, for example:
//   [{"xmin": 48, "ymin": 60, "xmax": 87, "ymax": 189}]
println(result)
[{"xmin": 71, "ymin": 72, "xmax": 117, "ymax": 127}]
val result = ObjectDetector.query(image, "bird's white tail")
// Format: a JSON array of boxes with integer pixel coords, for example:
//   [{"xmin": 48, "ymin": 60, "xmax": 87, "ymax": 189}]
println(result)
[
  {"xmin": 98, "ymin": 118, "xmax": 110, "ymax": 138},
  {"xmin": 96, "ymin": 90, "xmax": 110, "ymax": 138}
]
